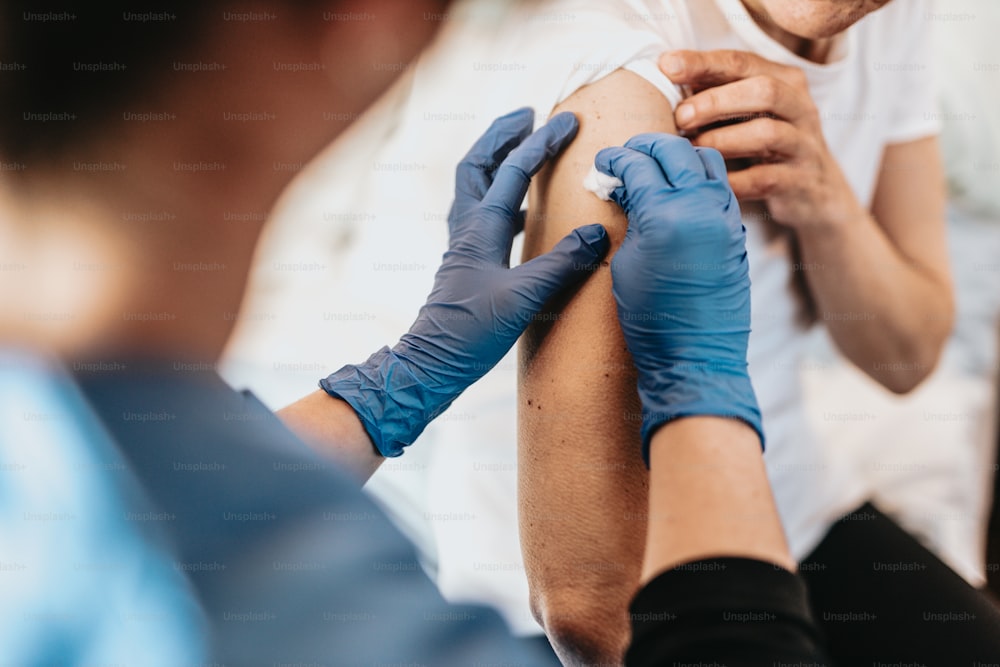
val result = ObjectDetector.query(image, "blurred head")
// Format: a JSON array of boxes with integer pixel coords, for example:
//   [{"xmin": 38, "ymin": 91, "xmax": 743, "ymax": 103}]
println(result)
[
  {"xmin": 0, "ymin": 0, "xmax": 446, "ymax": 168},
  {"xmin": 740, "ymin": 0, "xmax": 893, "ymax": 40},
  {"xmin": 0, "ymin": 1, "xmax": 447, "ymax": 359}
]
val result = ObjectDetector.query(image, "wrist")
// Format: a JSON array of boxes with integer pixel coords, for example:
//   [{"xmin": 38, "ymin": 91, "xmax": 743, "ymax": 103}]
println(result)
[
  {"xmin": 796, "ymin": 174, "xmax": 867, "ymax": 239},
  {"xmin": 319, "ymin": 346, "xmax": 456, "ymax": 458},
  {"xmin": 643, "ymin": 418, "xmax": 796, "ymax": 581},
  {"xmin": 636, "ymin": 361, "xmax": 763, "ymax": 465},
  {"xmin": 392, "ymin": 330, "xmax": 475, "ymax": 392}
]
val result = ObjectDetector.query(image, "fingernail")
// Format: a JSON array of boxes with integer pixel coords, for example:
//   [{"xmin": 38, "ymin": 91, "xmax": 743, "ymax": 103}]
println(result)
[
  {"xmin": 675, "ymin": 103, "xmax": 694, "ymax": 125},
  {"xmin": 662, "ymin": 54, "xmax": 684, "ymax": 77}
]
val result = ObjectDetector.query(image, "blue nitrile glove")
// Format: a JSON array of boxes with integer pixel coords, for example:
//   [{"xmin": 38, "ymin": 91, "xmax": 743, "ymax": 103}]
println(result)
[
  {"xmin": 595, "ymin": 133, "xmax": 763, "ymax": 464},
  {"xmin": 321, "ymin": 108, "xmax": 610, "ymax": 457}
]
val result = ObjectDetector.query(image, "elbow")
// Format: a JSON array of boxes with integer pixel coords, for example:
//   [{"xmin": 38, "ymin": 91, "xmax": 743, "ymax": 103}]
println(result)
[
  {"xmin": 877, "ymin": 303, "xmax": 954, "ymax": 396},
  {"xmin": 876, "ymin": 336, "xmax": 945, "ymax": 395},
  {"xmin": 880, "ymin": 365, "xmax": 933, "ymax": 396},
  {"xmin": 530, "ymin": 588, "xmax": 631, "ymax": 666}
]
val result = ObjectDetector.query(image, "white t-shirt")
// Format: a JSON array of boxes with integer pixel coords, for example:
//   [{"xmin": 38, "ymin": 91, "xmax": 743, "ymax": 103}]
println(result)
[
  {"xmin": 222, "ymin": 0, "xmax": 941, "ymax": 635},
  {"xmin": 797, "ymin": 0, "xmax": 1000, "ymax": 588}
]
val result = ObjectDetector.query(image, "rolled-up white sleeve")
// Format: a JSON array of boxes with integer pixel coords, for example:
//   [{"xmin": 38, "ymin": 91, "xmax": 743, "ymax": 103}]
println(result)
[{"xmin": 884, "ymin": 0, "xmax": 941, "ymax": 144}]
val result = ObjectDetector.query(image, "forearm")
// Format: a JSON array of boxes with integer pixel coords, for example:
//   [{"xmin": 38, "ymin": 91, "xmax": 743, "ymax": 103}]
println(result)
[
  {"xmin": 796, "ymin": 137, "xmax": 952, "ymax": 393},
  {"xmin": 516, "ymin": 70, "xmax": 675, "ymax": 666},
  {"xmin": 277, "ymin": 390, "xmax": 383, "ymax": 484},
  {"xmin": 664, "ymin": 51, "xmax": 952, "ymax": 393},
  {"xmin": 594, "ymin": 128, "xmax": 813, "ymax": 665},
  {"xmin": 519, "ymin": 268, "xmax": 648, "ymax": 665},
  {"xmin": 796, "ymin": 207, "xmax": 953, "ymax": 393},
  {"xmin": 643, "ymin": 416, "xmax": 794, "ymax": 582}
]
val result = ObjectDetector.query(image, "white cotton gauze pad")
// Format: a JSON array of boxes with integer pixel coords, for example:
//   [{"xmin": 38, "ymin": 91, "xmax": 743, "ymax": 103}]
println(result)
[{"xmin": 582, "ymin": 164, "xmax": 623, "ymax": 201}]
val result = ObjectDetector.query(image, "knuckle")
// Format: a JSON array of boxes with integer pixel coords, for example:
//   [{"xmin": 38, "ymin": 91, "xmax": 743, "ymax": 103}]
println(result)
[
  {"xmin": 757, "ymin": 118, "xmax": 781, "ymax": 145},
  {"xmin": 786, "ymin": 66, "xmax": 808, "ymax": 89},
  {"xmin": 802, "ymin": 101, "xmax": 821, "ymax": 127},
  {"xmin": 455, "ymin": 160, "xmax": 475, "ymax": 180},
  {"xmin": 481, "ymin": 199, "xmax": 517, "ymax": 222},
  {"xmin": 759, "ymin": 76, "xmax": 780, "ymax": 106},
  {"xmin": 754, "ymin": 169, "xmax": 781, "ymax": 196},
  {"xmin": 761, "ymin": 148, "xmax": 780, "ymax": 164},
  {"xmin": 679, "ymin": 49, "xmax": 700, "ymax": 73},
  {"xmin": 501, "ymin": 160, "xmax": 531, "ymax": 183},
  {"xmin": 728, "ymin": 50, "xmax": 750, "ymax": 76},
  {"xmin": 463, "ymin": 158, "xmax": 498, "ymax": 178},
  {"xmin": 691, "ymin": 133, "xmax": 715, "ymax": 151},
  {"xmin": 699, "ymin": 89, "xmax": 718, "ymax": 117}
]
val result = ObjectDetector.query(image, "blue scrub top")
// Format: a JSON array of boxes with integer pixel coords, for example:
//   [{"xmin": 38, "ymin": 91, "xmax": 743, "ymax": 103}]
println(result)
[
  {"xmin": 0, "ymin": 353, "xmax": 204, "ymax": 666},
  {"xmin": 71, "ymin": 361, "xmax": 549, "ymax": 665}
]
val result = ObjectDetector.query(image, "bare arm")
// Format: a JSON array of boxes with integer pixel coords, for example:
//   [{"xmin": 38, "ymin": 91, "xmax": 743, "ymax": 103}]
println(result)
[
  {"xmin": 643, "ymin": 417, "xmax": 793, "ymax": 581},
  {"xmin": 634, "ymin": 418, "xmax": 818, "ymax": 666},
  {"xmin": 278, "ymin": 391, "xmax": 383, "ymax": 483},
  {"xmin": 278, "ymin": 110, "xmax": 611, "ymax": 487},
  {"xmin": 796, "ymin": 137, "xmax": 953, "ymax": 392},
  {"xmin": 599, "ymin": 132, "xmax": 821, "ymax": 667},
  {"xmin": 665, "ymin": 50, "xmax": 953, "ymax": 393},
  {"xmin": 518, "ymin": 70, "xmax": 676, "ymax": 665}
]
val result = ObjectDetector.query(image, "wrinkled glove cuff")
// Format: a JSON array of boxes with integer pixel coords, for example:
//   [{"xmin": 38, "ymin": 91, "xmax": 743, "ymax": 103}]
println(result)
[
  {"xmin": 637, "ymin": 362, "xmax": 764, "ymax": 466},
  {"xmin": 319, "ymin": 346, "xmax": 456, "ymax": 458}
]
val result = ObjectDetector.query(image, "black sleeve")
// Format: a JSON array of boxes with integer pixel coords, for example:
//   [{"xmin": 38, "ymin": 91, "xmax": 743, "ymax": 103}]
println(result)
[{"xmin": 626, "ymin": 557, "xmax": 835, "ymax": 667}]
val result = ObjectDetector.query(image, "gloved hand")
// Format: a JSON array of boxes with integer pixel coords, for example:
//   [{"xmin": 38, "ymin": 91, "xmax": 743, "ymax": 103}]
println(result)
[
  {"xmin": 595, "ymin": 133, "xmax": 763, "ymax": 464},
  {"xmin": 322, "ymin": 108, "xmax": 610, "ymax": 457}
]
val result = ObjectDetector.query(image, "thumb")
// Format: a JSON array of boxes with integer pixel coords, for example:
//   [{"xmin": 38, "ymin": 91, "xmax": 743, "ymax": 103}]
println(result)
[
  {"xmin": 511, "ymin": 223, "xmax": 609, "ymax": 310},
  {"xmin": 594, "ymin": 145, "xmax": 666, "ymax": 217}
]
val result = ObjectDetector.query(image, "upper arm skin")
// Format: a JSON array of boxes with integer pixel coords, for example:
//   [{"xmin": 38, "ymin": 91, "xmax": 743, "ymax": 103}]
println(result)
[
  {"xmin": 870, "ymin": 136, "xmax": 954, "ymax": 352},
  {"xmin": 517, "ymin": 69, "xmax": 676, "ymax": 664}
]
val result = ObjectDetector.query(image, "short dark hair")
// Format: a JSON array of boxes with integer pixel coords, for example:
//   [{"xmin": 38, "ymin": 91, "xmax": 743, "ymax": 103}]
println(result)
[{"xmin": 0, "ymin": 4, "xmax": 222, "ymax": 164}]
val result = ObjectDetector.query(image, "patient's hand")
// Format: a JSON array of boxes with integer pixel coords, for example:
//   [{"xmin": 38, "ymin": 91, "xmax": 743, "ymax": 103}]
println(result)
[
  {"xmin": 662, "ymin": 49, "xmax": 953, "ymax": 395},
  {"xmin": 663, "ymin": 49, "xmax": 862, "ymax": 231}
]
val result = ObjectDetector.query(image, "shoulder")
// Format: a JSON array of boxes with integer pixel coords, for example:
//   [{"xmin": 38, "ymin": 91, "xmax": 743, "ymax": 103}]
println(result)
[
  {"xmin": 541, "ymin": 68, "xmax": 677, "ymax": 204},
  {"xmin": 501, "ymin": 0, "xmax": 692, "ymax": 114},
  {"xmin": 525, "ymin": 69, "xmax": 677, "ymax": 248},
  {"xmin": 554, "ymin": 68, "xmax": 677, "ymax": 132}
]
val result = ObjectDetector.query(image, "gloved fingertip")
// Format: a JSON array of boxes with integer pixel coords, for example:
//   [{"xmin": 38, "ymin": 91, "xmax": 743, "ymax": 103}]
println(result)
[
  {"xmin": 594, "ymin": 146, "xmax": 623, "ymax": 177},
  {"xmin": 550, "ymin": 109, "xmax": 578, "ymax": 123},
  {"xmin": 574, "ymin": 223, "xmax": 610, "ymax": 259},
  {"xmin": 493, "ymin": 107, "xmax": 535, "ymax": 135},
  {"xmin": 501, "ymin": 106, "xmax": 534, "ymax": 122},
  {"xmin": 548, "ymin": 110, "xmax": 579, "ymax": 136}
]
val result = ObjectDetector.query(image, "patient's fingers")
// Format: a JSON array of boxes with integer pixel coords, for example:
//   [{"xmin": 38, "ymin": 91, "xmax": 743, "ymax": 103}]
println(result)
[{"xmin": 660, "ymin": 49, "xmax": 793, "ymax": 89}]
